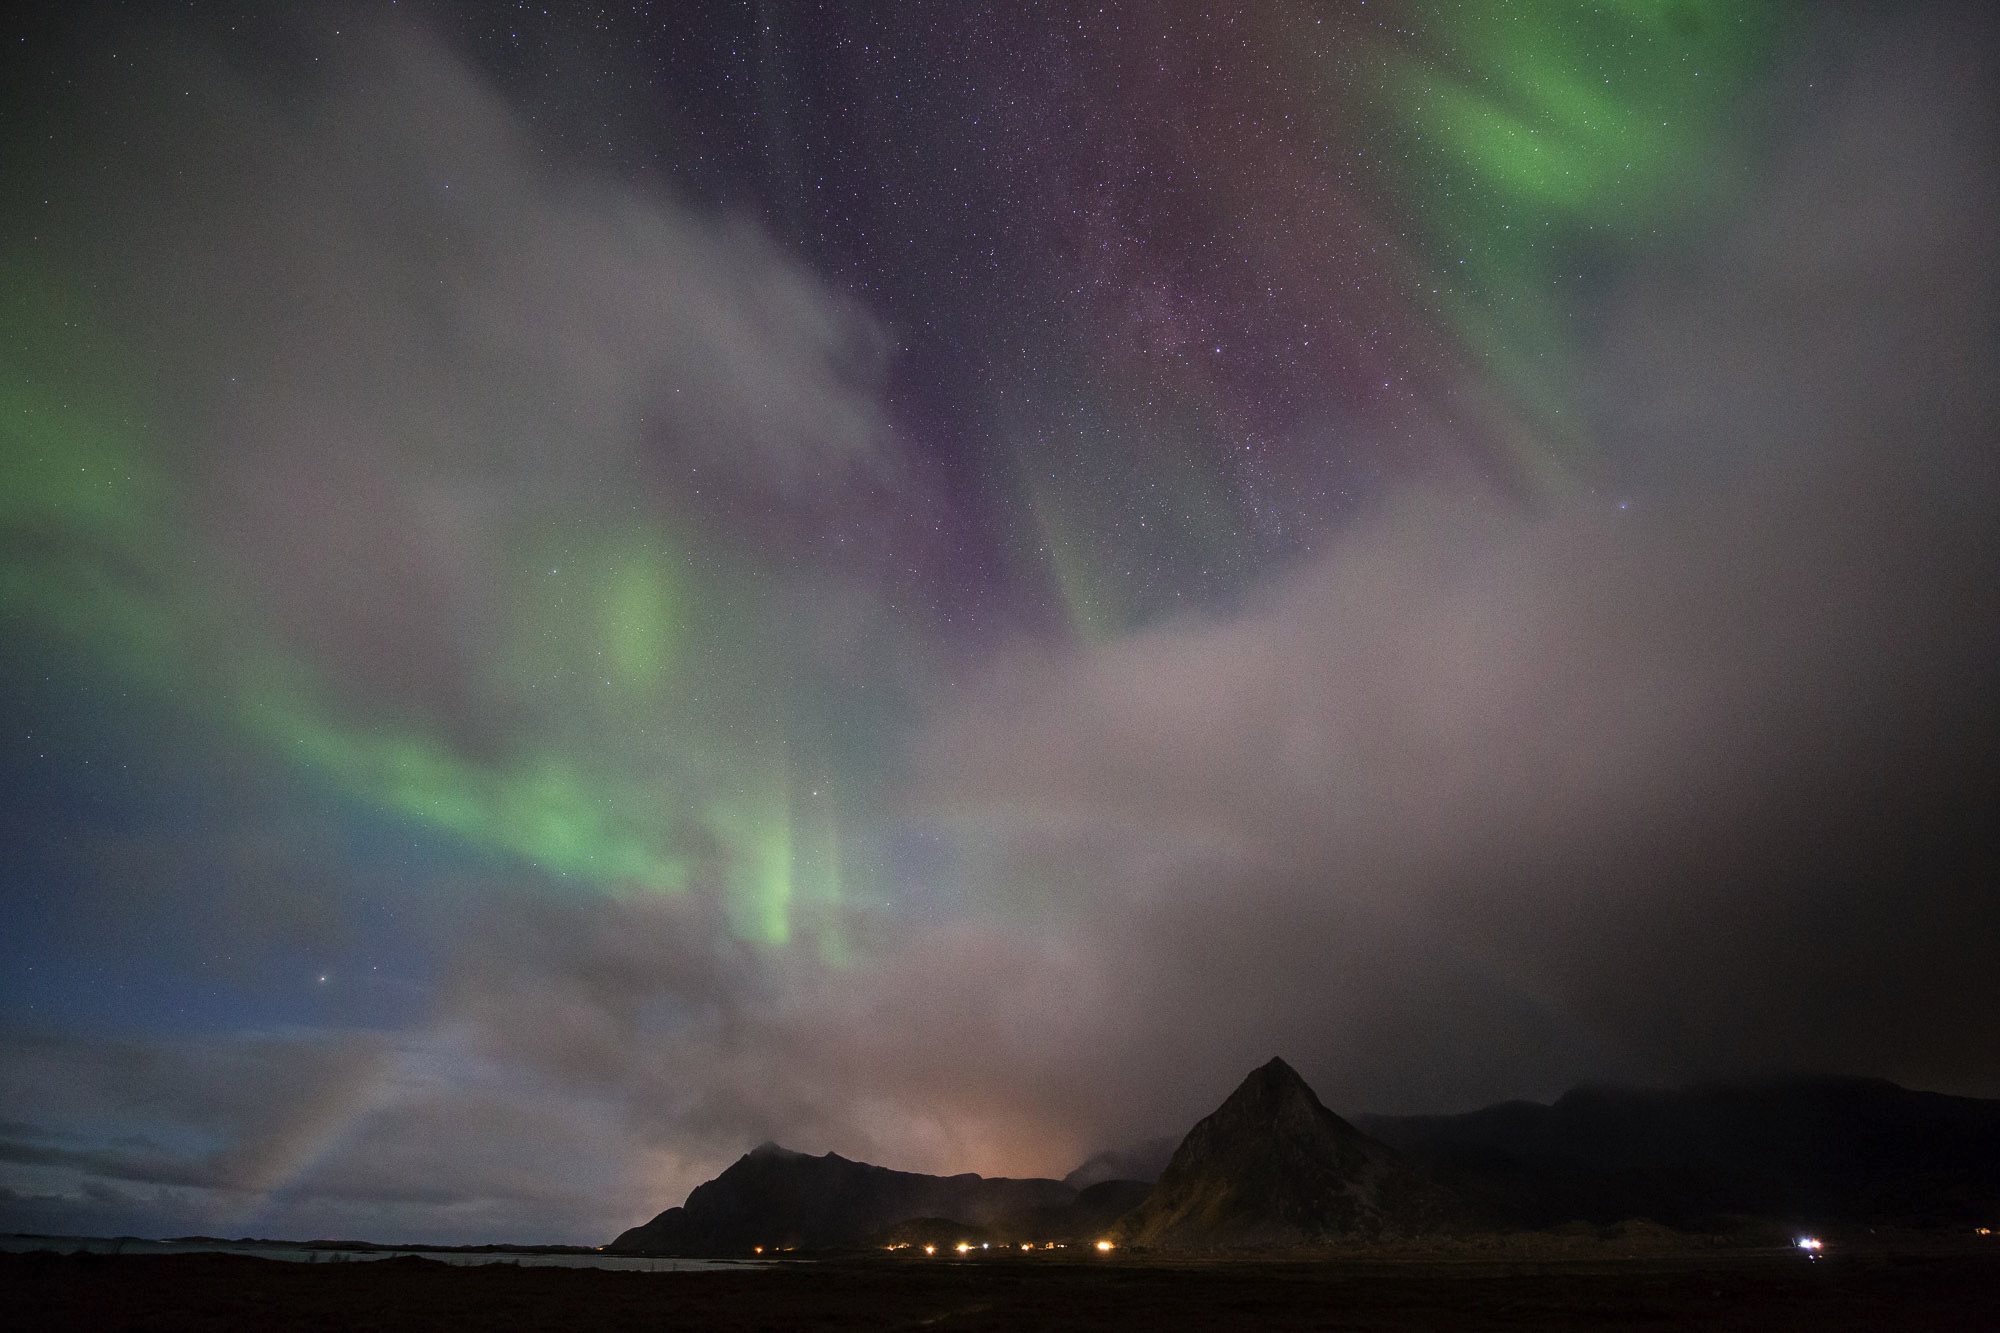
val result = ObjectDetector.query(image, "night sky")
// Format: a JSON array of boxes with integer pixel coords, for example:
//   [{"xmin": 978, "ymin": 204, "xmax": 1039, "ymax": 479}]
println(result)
[{"xmin": 2, "ymin": 1, "xmax": 1995, "ymax": 1245}]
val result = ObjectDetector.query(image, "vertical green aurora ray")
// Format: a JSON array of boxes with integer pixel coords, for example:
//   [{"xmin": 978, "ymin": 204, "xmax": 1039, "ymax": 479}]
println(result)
[
  {"xmin": 3, "ymin": 4, "xmax": 1797, "ymax": 954},
  {"xmin": 1022, "ymin": 457, "xmax": 1125, "ymax": 644},
  {"xmin": 601, "ymin": 539, "xmax": 679, "ymax": 687},
  {"xmin": 1010, "ymin": 383, "xmax": 1252, "ymax": 644},
  {"xmin": 792, "ymin": 780, "xmax": 849, "ymax": 966},
  {"xmin": 1004, "ymin": 5, "xmax": 1791, "ymax": 641},
  {"xmin": 1374, "ymin": 0, "xmax": 1792, "ymax": 478},
  {"xmin": 703, "ymin": 719, "xmax": 853, "ymax": 953},
  {"xmin": 0, "ymin": 278, "xmax": 830, "ymax": 947},
  {"xmin": 711, "ymin": 768, "xmax": 795, "ymax": 947}
]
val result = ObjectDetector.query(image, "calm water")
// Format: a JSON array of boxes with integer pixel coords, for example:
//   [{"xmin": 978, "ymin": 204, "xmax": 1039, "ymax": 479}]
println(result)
[{"xmin": 0, "ymin": 1234, "xmax": 754, "ymax": 1271}]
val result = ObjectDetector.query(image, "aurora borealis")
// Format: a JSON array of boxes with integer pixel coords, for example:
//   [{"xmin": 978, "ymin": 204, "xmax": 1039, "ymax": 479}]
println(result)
[{"xmin": 3, "ymin": 2, "xmax": 1996, "ymax": 1244}]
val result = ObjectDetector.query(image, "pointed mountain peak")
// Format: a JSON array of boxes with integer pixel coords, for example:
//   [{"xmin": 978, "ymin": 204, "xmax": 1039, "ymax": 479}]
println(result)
[
  {"xmin": 1114, "ymin": 1058, "xmax": 1460, "ymax": 1248},
  {"xmin": 1249, "ymin": 1055, "xmax": 1311, "ymax": 1087},
  {"xmin": 1195, "ymin": 1057, "xmax": 1353, "ymax": 1148},
  {"xmin": 1220, "ymin": 1057, "xmax": 1324, "ymax": 1113}
]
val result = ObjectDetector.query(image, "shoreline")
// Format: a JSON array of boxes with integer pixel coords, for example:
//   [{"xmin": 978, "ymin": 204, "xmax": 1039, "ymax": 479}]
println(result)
[{"xmin": 8, "ymin": 1246, "xmax": 1998, "ymax": 1330}]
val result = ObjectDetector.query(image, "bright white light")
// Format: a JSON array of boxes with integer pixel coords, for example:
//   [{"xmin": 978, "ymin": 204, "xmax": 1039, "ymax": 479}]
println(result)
[{"xmin": 1795, "ymin": 1237, "xmax": 1824, "ymax": 1252}]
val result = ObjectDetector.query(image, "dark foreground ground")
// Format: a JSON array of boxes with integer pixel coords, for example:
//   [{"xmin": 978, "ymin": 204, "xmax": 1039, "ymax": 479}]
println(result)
[{"xmin": 6, "ymin": 1245, "xmax": 1997, "ymax": 1331}]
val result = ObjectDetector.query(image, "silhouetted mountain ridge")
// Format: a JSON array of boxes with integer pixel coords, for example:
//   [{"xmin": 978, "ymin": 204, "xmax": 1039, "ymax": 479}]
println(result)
[
  {"xmin": 1062, "ymin": 1137, "xmax": 1177, "ymax": 1189},
  {"xmin": 609, "ymin": 1143, "xmax": 1119, "ymax": 1255},
  {"xmin": 1114, "ymin": 1057, "xmax": 1460, "ymax": 1248},
  {"xmin": 609, "ymin": 1069, "xmax": 2000, "ymax": 1254},
  {"xmin": 1358, "ymin": 1075, "xmax": 2000, "ymax": 1229}
]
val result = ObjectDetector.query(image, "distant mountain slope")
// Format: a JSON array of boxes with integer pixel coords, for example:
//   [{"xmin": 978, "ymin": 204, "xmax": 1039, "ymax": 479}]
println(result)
[
  {"xmin": 610, "ymin": 1072, "xmax": 2000, "ymax": 1255},
  {"xmin": 1063, "ymin": 1137, "xmax": 1178, "ymax": 1189},
  {"xmin": 608, "ymin": 1144, "xmax": 1083, "ymax": 1255},
  {"xmin": 1115, "ymin": 1058, "xmax": 1460, "ymax": 1249},
  {"xmin": 1359, "ymin": 1077, "xmax": 2000, "ymax": 1229}
]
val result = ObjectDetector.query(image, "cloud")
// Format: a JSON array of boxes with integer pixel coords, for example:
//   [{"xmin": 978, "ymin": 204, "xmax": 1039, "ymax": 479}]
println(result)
[
  {"xmin": 0, "ymin": 1029, "xmax": 391, "ymax": 1191},
  {"xmin": 389, "ymin": 9, "xmax": 2000, "ymax": 1197},
  {"xmin": 0, "ymin": 1025, "xmax": 672, "ymax": 1243},
  {"xmin": 4, "ymin": 5, "xmax": 1995, "ymax": 1246},
  {"xmin": 894, "ymin": 5, "xmax": 2000, "ymax": 1120},
  {"xmin": 23, "ymin": 13, "xmax": 895, "ymax": 751}
]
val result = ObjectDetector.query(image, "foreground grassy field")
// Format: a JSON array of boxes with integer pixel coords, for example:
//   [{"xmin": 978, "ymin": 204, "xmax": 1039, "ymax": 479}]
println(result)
[{"xmin": 7, "ymin": 1244, "xmax": 1997, "ymax": 1330}]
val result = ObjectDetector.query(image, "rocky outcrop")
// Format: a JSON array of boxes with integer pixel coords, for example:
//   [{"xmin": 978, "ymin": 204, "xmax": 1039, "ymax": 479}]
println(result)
[{"xmin": 1115, "ymin": 1057, "xmax": 1458, "ymax": 1249}]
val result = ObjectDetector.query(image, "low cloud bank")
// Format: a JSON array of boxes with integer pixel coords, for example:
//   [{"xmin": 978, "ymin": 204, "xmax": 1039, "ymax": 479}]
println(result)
[{"xmin": 896, "ymin": 7, "xmax": 2000, "ymax": 1129}]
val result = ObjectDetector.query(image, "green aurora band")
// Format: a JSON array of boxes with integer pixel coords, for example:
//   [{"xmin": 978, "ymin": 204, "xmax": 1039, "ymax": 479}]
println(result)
[
  {"xmin": 1383, "ymin": 0, "xmax": 1791, "ymax": 475},
  {"xmin": 0, "ymin": 302, "xmax": 848, "ymax": 948},
  {"xmin": 1010, "ymin": 1, "xmax": 1788, "ymax": 644},
  {"xmin": 1, "ymin": 2, "xmax": 1788, "ymax": 945}
]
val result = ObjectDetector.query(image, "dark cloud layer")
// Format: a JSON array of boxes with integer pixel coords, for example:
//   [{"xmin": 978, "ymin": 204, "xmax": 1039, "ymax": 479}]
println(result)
[{"xmin": 907, "ymin": 8, "xmax": 2000, "ymax": 1124}]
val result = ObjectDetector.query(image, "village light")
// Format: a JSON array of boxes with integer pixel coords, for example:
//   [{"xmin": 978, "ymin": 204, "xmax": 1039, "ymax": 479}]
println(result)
[{"xmin": 1096, "ymin": 1240, "xmax": 1114, "ymax": 1252}]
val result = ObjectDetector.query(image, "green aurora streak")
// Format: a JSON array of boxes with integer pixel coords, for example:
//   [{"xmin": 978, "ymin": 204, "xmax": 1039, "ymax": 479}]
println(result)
[
  {"xmin": 0, "ymin": 297, "xmax": 844, "ymax": 948},
  {"xmin": 1, "ymin": 2, "xmax": 1788, "ymax": 943},
  {"xmin": 1383, "ymin": 0, "xmax": 1791, "ymax": 475},
  {"xmin": 1014, "ymin": 2, "xmax": 1789, "ymax": 643}
]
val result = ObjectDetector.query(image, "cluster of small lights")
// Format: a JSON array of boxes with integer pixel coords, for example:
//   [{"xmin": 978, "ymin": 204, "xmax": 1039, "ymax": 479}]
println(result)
[{"xmin": 877, "ymin": 1238, "xmax": 1108, "ymax": 1256}]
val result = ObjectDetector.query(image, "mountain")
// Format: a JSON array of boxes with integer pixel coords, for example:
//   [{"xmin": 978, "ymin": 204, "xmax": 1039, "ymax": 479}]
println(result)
[
  {"xmin": 865, "ymin": 1179, "xmax": 1154, "ymax": 1251},
  {"xmin": 1063, "ymin": 1137, "xmax": 1178, "ymax": 1189},
  {"xmin": 1114, "ymin": 1057, "xmax": 1459, "ymax": 1249},
  {"xmin": 1359, "ymin": 1076, "xmax": 2000, "ymax": 1230},
  {"xmin": 984, "ymin": 1178, "xmax": 1154, "ymax": 1244},
  {"xmin": 609, "ymin": 1144, "xmax": 1094, "ymax": 1255},
  {"xmin": 609, "ymin": 1069, "xmax": 2000, "ymax": 1256}
]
